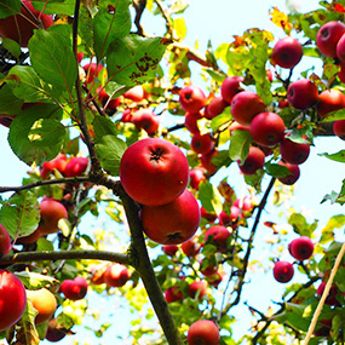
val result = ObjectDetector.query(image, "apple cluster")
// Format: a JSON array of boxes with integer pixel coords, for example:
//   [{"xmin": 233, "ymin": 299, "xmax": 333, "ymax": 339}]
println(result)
[{"xmin": 91, "ymin": 263, "xmax": 130, "ymax": 288}]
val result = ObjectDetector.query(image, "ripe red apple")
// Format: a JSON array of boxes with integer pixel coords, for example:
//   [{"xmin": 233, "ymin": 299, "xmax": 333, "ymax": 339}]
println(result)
[
  {"xmin": 141, "ymin": 189, "xmax": 200, "ymax": 245},
  {"xmin": 317, "ymin": 89, "xmax": 345, "ymax": 118},
  {"xmin": 200, "ymin": 149, "xmax": 218, "ymax": 174},
  {"xmin": 64, "ymin": 157, "xmax": 88, "ymax": 177},
  {"xmin": 316, "ymin": 21, "xmax": 345, "ymax": 57},
  {"xmin": 287, "ymin": 79, "xmax": 318, "ymax": 110},
  {"xmin": 0, "ymin": 0, "xmax": 53, "ymax": 47},
  {"xmin": 187, "ymin": 320, "xmax": 220, "ymax": 345},
  {"xmin": 336, "ymin": 33, "xmax": 345, "ymax": 62},
  {"xmin": 238, "ymin": 146, "xmax": 265, "ymax": 175},
  {"xmin": 288, "ymin": 236, "xmax": 314, "ymax": 261},
  {"xmin": 104, "ymin": 264, "xmax": 130, "ymax": 287},
  {"xmin": 90, "ymin": 267, "xmax": 106, "ymax": 285},
  {"xmin": 250, "ymin": 112, "xmax": 286, "ymax": 147},
  {"xmin": 120, "ymin": 138, "xmax": 189, "ymax": 206},
  {"xmin": 200, "ymin": 207, "xmax": 218, "ymax": 223},
  {"xmin": 273, "ymin": 261, "xmax": 294, "ymax": 283},
  {"xmin": 181, "ymin": 239, "xmax": 200, "ymax": 257},
  {"xmin": 317, "ymin": 281, "xmax": 339, "ymax": 306},
  {"xmin": 0, "ymin": 270, "xmax": 27, "ymax": 331},
  {"xmin": 191, "ymin": 133, "xmax": 215, "ymax": 154},
  {"xmin": 204, "ymin": 226, "xmax": 231, "ymax": 252},
  {"xmin": 82, "ymin": 63, "xmax": 103, "ymax": 84},
  {"xmin": 60, "ymin": 277, "xmax": 88, "ymax": 300},
  {"xmin": 131, "ymin": 108, "xmax": 159, "ymax": 135},
  {"xmin": 233, "ymin": 196, "xmax": 254, "ymax": 213},
  {"xmin": 39, "ymin": 198, "xmax": 68, "ymax": 234},
  {"xmin": 164, "ymin": 286, "xmax": 183, "ymax": 303},
  {"xmin": 200, "ymin": 259, "xmax": 218, "ymax": 277},
  {"xmin": 218, "ymin": 209, "xmax": 239, "ymax": 226},
  {"xmin": 221, "ymin": 76, "xmax": 244, "ymax": 104},
  {"xmin": 40, "ymin": 154, "xmax": 68, "ymax": 178},
  {"xmin": 271, "ymin": 37, "xmax": 303, "ymax": 69},
  {"xmin": 230, "ymin": 91, "xmax": 266, "ymax": 125},
  {"xmin": 205, "ymin": 96, "xmax": 228, "ymax": 119},
  {"xmin": 333, "ymin": 119, "xmax": 345, "ymax": 139},
  {"xmin": 179, "ymin": 86, "xmax": 207, "ymax": 113},
  {"xmin": 188, "ymin": 281, "xmax": 207, "ymax": 299},
  {"xmin": 185, "ymin": 111, "xmax": 202, "ymax": 134},
  {"xmin": 123, "ymin": 85, "xmax": 146, "ymax": 102},
  {"xmin": 189, "ymin": 167, "xmax": 207, "ymax": 190},
  {"xmin": 27, "ymin": 288, "xmax": 57, "ymax": 324},
  {"xmin": 121, "ymin": 109, "xmax": 133, "ymax": 122},
  {"xmin": 277, "ymin": 161, "xmax": 300, "ymax": 185},
  {"xmin": 162, "ymin": 245, "xmax": 179, "ymax": 256},
  {"xmin": 0, "ymin": 224, "xmax": 11, "ymax": 256},
  {"xmin": 280, "ymin": 137, "xmax": 310, "ymax": 165}
]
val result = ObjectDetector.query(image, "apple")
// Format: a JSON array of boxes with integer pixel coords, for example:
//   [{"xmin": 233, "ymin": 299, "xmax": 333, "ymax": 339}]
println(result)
[
  {"xmin": 317, "ymin": 89, "xmax": 345, "ymax": 118},
  {"xmin": 204, "ymin": 226, "xmax": 231, "ymax": 252},
  {"xmin": 218, "ymin": 209, "xmax": 240, "ymax": 226},
  {"xmin": 40, "ymin": 154, "xmax": 68, "ymax": 178},
  {"xmin": 188, "ymin": 281, "xmax": 207, "ymax": 299},
  {"xmin": 273, "ymin": 261, "xmax": 294, "ymax": 283},
  {"xmin": 45, "ymin": 319, "xmax": 66, "ymax": 342},
  {"xmin": 131, "ymin": 109, "xmax": 159, "ymax": 135},
  {"xmin": 221, "ymin": 76, "xmax": 244, "ymax": 104},
  {"xmin": 187, "ymin": 320, "xmax": 220, "ymax": 345},
  {"xmin": 200, "ymin": 207, "xmax": 218, "ymax": 222},
  {"xmin": 316, "ymin": 21, "xmax": 345, "ymax": 57},
  {"xmin": 82, "ymin": 63, "xmax": 104, "ymax": 84},
  {"xmin": 104, "ymin": 264, "xmax": 130, "ymax": 288},
  {"xmin": 120, "ymin": 138, "xmax": 189, "ymax": 206},
  {"xmin": 164, "ymin": 286, "xmax": 183, "ymax": 303},
  {"xmin": 233, "ymin": 196, "xmax": 254, "ymax": 213},
  {"xmin": 277, "ymin": 161, "xmax": 300, "ymax": 185},
  {"xmin": 141, "ymin": 189, "xmax": 200, "ymax": 245},
  {"xmin": 205, "ymin": 96, "xmax": 228, "ymax": 119},
  {"xmin": 200, "ymin": 149, "xmax": 218, "ymax": 175},
  {"xmin": 314, "ymin": 319, "xmax": 332, "ymax": 337},
  {"xmin": 39, "ymin": 198, "xmax": 68, "ymax": 234},
  {"xmin": 17, "ymin": 227, "xmax": 44, "ymax": 245},
  {"xmin": 271, "ymin": 37, "xmax": 303, "ymax": 69},
  {"xmin": 181, "ymin": 239, "xmax": 200, "ymax": 257},
  {"xmin": 27, "ymin": 288, "xmax": 57, "ymax": 324},
  {"xmin": 200, "ymin": 259, "xmax": 218, "ymax": 277},
  {"xmin": 0, "ymin": 115, "xmax": 15, "ymax": 128},
  {"xmin": 280, "ymin": 137, "xmax": 310, "ymax": 165},
  {"xmin": 0, "ymin": 0, "xmax": 53, "ymax": 47},
  {"xmin": 189, "ymin": 167, "xmax": 207, "ymax": 190},
  {"xmin": 278, "ymin": 99, "xmax": 289, "ymax": 108},
  {"xmin": 207, "ymin": 271, "xmax": 223, "ymax": 288},
  {"xmin": 338, "ymin": 63, "xmax": 345, "ymax": 83},
  {"xmin": 230, "ymin": 91, "xmax": 266, "ymax": 125},
  {"xmin": 336, "ymin": 33, "xmax": 345, "ymax": 62},
  {"xmin": 191, "ymin": 133, "xmax": 215, "ymax": 154},
  {"xmin": 90, "ymin": 267, "xmax": 106, "ymax": 285},
  {"xmin": 288, "ymin": 236, "xmax": 314, "ymax": 261},
  {"xmin": 185, "ymin": 111, "xmax": 202, "ymax": 134},
  {"xmin": 0, "ymin": 270, "xmax": 27, "ymax": 331},
  {"xmin": 64, "ymin": 157, "xmax": 89, "ymax": 177},
  {"xmin": 179, "ymin": 86, "xmax": 207, "ymax": 113},
  {"xmin": 121, "ymin": 109, "xmax": 133, "ymax": 122},
  {"xmin": 287, "ymin": 79, "xmax": 318, "ymax": 110},
  {"xmin": 123, "ymin": 85, "xmax": 146, "ymax": 102},
  {"xmin": 238, "ymin": 146, "xmax": 265, "ymax": 175},
  {"xmin": 333, "ymin": 120, "xmax": 345, "ymax": 139},
  {"xmin": 0, "ymin": 224, "xmax": 11, "ymax": 256},
  {"xmin": 60, "ymin": 277, "xmax": 88, "ymax": 300},
  {"xmin": 162, "ymin": 245, "xmax": 179, "ymax": 256},
  {"xmin": 250, "ymin": 112, "xmax": 286, "ymax": 147},
  {"xmin": 317, "ymin": 281, "xmax": 339, "ymax": 306}
]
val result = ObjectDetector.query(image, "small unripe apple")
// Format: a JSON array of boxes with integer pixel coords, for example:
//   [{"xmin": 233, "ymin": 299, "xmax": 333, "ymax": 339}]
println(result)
[
  {"xmin": 131, "ymin": 108, "xmax": 159, "ymax": 136},
  {"xmin": 317, "ymin": 89, "xmax": 345, "ymax": 118},
  {"xmin": 64, "ymin": 157, "xmax": 89, "ymax": 177},
  {"xmin": 185, "ymin": 111, "xmax": 202, "ymax": 134},
  {"xmin": 288, "ymin": 236, "xmax": 314, "ymax": 261},
  {"xmin": 181, "ymin": 239, "xmax": 200, "ymax": 257},
  {"xmin": 179, "ymin": 86, "xmax": 207, "ymax": 113},
  {"xmin": 60, "ymin": 277, "xmax": 88, "ymax": 300},
  {"xmin": 191, "ymin": 133, "xmax": 215, "ymax": 154},
  {"xmin": 189, "ymin": 167, "xmax": 207, "ymax": 190},
  {"xmin": 39, "ymin": 198, "xmax": 68, "ymax": 234},
  {"xmin": 250, "ymin": 112, "xmax": 286, "ymax": 147},
  {"xmin": 141, "ymin": 190, "xmax": 200, "ymax": 245},
  {"xmin": 277, "ymin": 161, "xmax": 300, "ymax": 185},
  {"xmin": 205, "ymin": 96, "xmax": 228, "ymax": 119},
  {"xmin": 238, "ymin": 146, "xmax": 265, "ymax": 175},
  {"xmin": 164, "ymin": 286, "xmax": 183, "ymax": 303},
  {"xmin": 231, "ymin": 91, "xmax": 266, "ymax": 125},
  {"xmin": 104, "ymin": 264, "xmax": 130, "ymax": 288},
  {"xmin": 204, "ymin": 226, "xmax": 231, "ymax": 252},
  {"xmin": 0, "ymin": 224, "xmax": 11, "ymax": 256},
  {"xmin": 271, "ymin": 37, "xmax": 303, "ymax": 69},
  {"xmin": 316, "ymin": 21, "xmax": 345, "ymax": 57},
  {"xmin": 333, "ymin": 120, "xmax": 345, "ymax": 139},
  {"xmin": 287, "ymin": 79, "xmax": 318, "ymax": 110},
  {"xmin": 221, "ymin": 76, "xmax": 244, "ymax": 104},
  {"xmin": 0, "ymin": 270, "xmax": 27, "ymax": 331},
  {"xmin": 273, "ymin": 261, "xmax": 294, "ymax": 283},
  {"xmin": 187, "ymin": 320, "xmax": 220, "ymax": 345},
  {"xmin": 120, "ymin": 138, "xmax": 189, "ymax": 206},
  {"xmin": 27, "ymin": 288, "xmax": 57, "ymax": 324},
  {"xmin": 280, "ymin": 138, "xmax": 310, "ymax": 165},
  {"xmin": 188, "ymin": 281, "xmax": 207, "ymax": 299},
  {"xmin": 162, "ymin": 245, "xmax": 179, "ymax": 256}
]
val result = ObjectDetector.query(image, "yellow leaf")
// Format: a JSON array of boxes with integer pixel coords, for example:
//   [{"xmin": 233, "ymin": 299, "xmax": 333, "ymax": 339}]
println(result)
[
  {"xmin": 269, "ymin": 7, "xmax": 292, "ymax": 33},
  {"xmin": 173, "ymin": 17, "xmax": 187, "ymax": 40}
]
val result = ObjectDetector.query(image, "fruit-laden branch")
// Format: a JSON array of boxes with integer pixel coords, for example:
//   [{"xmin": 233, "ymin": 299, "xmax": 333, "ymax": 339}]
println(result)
[
  {"xmin": 220, "ymin": 177, "xmax": 276, "ymax": 317},
  {"xmin": 0, "ymin": 250, "xmax": 129, "ymax": 266},
  {"xmin": 0, "ymin": 176, "xmax": 90, "ymax": 194},
  {"xmin": 114, "ymin": 184, "xmax": 182, "ymax": 345}
]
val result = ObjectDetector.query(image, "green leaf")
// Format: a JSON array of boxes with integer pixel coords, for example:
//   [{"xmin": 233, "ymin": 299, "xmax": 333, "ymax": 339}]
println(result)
[
  {"xmin": 28, "ymin": 25, "xmax": 77, "ymax": 94},
  {"xmin": 320, "ymin": 214, "xmax": 345, "ymax": 244},
  {"xmin": 0, "ymin": 191, "xmax": 40, "ymax": 238},
  {"xmin": 93, "ymin": 115, "xmax": 118, "ymax": 138},
  {"xmin": 210, "ymin": 112, "xmax": 231, "ymax": 132},
  {"xmin": 2, "ymin": 37, "xmax": 21, "ymax": 58},
  {"xmin": 31, "ymin": 0, "xmax": 75, "ymax": 15},
  {"xmin": 265, "ymin": 162, "xmax": 290, "ymax": 178},
  {"xmin": 17, "ymin": 300, "xmax": 40, "ymax": 345},
  {"xmin": 198, "ymin": 180, "xmax": 223, "ymax": 215},
  {"xmin": 288, "ymin": 213, "xmax": 318, "ymax": 237},
  {"xmin": 244, "ymin": 169, "xmax": 264, "ymax": 192},
  {"xmin": 8, "ymin": 104, "xmax": 65, "ymax": 165},
  {"xmin": 229, "ymin": 130, "xmax": 252, "ymax": 164},
  {"xmin": 321, "ymin": 108, "xmax": 345, "ymax": 122},
  {"xmin": 107, "ymin": 35, "xmax": 168, "ymax": 86},
  {"xmin": 0, "ymin": 0, "xmax": 21, "ymax": 18},
  {"xmin": 319, "ymin": 150, "xmax": 345, "ymax": 163},
  {"xmin": 93, "ymin": 0, "xmax": 131, "ymax": 59},
  {"xmin": 0, "ymin": 84, "xmax": 23, "ymax": 114}
]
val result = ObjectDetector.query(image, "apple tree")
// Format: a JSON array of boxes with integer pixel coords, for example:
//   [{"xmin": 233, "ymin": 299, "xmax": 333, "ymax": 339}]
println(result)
[{"xmin": 0, "ymin": 0, "xmax": 344, "ymax": 344}]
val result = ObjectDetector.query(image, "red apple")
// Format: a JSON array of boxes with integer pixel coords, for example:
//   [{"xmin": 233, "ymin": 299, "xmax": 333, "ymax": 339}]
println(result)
[
  {"xmin": 221, "ymin": 76, "xmax": 244, "ymax": 104},
  {"xmin": 123, "ymin": 85, "xmax": 146, "ymax": 102},
  {"xmin": 317, "ymin": 281, "xmax": 339, "ymax": 306},
  {"xmin": 162, "ymin": 245, "xmax": 179, "ymax": 256},
  {"xmin": 316, "ymin": 21, "xmax": 345, "ymax": 57},
  {"xmin": 0, "ymin": 270, "xmax": 26, "ymax": 331},
  {"xmin": 238, "ymin": 146, "xmax": 265, "ymax": 175},
  {"xmin": 0, "ymin": 224, "xmax": 11, "ymax": 256},
  {"xmin": 233, "ymin": 196, "xmax": 254, "ymax": 212},
  {"xmin": 187, "ymin": 320, "xmax": 220, "ymax": 345},
  {"xmin": 230, "ymin": 91, "xmax": 266, "ymax": 125},
  {"xmin": 317, "ymin": 89, "xmax": 345, "ymax": 118},
  {"xmin": 189, "ymin": 167, "xmax": 207, "ymax": 190},
  {"xmin": 185, "ymin": 111, "xmax": 202, "ymax": 134},
  {"xmin": 333, "ymin": 119, "xmax": 345, "ymax": 139},
  {"xmin": 205, "ymin": 96, "xmax": 228, "ymax": 119},
  {"xmin": 39, "ymin": 198, "xmax": 68, "ymax": 234},
  {"xmin": 120, "ymin": 138, "xmax": 189, "ymax": 206},
  {"xmin": 181, "ymin": 239, "xmax": 200, "ymax": 257},
  {"xmin": 141, "ymin": 189, "xmax": 200, "ymax": 245},
  {"xmin": 288, "ymin": 236, "xmax": 314, "ymax": 261},
  {"xmin": 336, "ymin": 33, "xmax": 345, "ymax": 62},
  {"xmin": 207, "ymin": 271, "xmax": 223, "ymax": 288},
  {"xmin": 82, "ymin": 63, "xmax": 103, "ymax": 84},
  {"xmin": 76, "ymin": 52, "xmax": 84, "ymax": 64},
  {"xmin": 131, "ymin": 109, "xmax": 159, "ymax": 135},
  {"xmin": 287, "ymin": 79, "xmax": 318, "ymax": 110},
  {"xmin": 200, "ymin": 259, "xmax": 218, "ymax": 277},
  {"xmin": 27, "ymin": 288, "xmax": 57, "ymax": 324},
  {"xmin": 200, "ymin": 149, "xmax": 218, "ymax": 174},
  {"xmin": 164, "ymin": 286, "xmax": 183, "ymax": 303},
  {"xmin": 204, "ymin": 226, "xmax": 231, "ymax": 252},
  {"xmin": 40, "ymin": 154, "xmax": 68, "ymax": 178},
  {"xmin": 277, "ymin": 161, "xmax": 300, "ymax": 185},
  {"xmin": 271, "ymin": 37, "xmax": 303, "ymax": 69},
  {"xmin": 273, "ymin": 261, "xmax": 294, "ymax": 283},
  {"xmin": 280, "ymin": 137, "xmax": 310, "ymax": 165},
  {"xmin": 60, "ymin": 277, "xmax": 88, "ymax": 300},
  {"xmin": 191, "ymin": 133, "xmax": 215, "ymax": 154},
  {"xmin": 64, "ymin": 157, "xmax": 88, "ymax": 177},
  {"xmin": 200, "ymin": 207, "xmax": 218, "ymax": 223},
  {"xmin": 104, "ymin": 264, "xmax": 130, "ymax": 288},
  {"xmin": 250, "ymin": 112, "xmax": 286, "ymax": 147},
  {"xmin": 188, "ymin": 281, "xmax": 207, "ymax": 299},
  {"xmin": 179, "ymin": 86, "xmax": 207, "ymax": 113}
]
